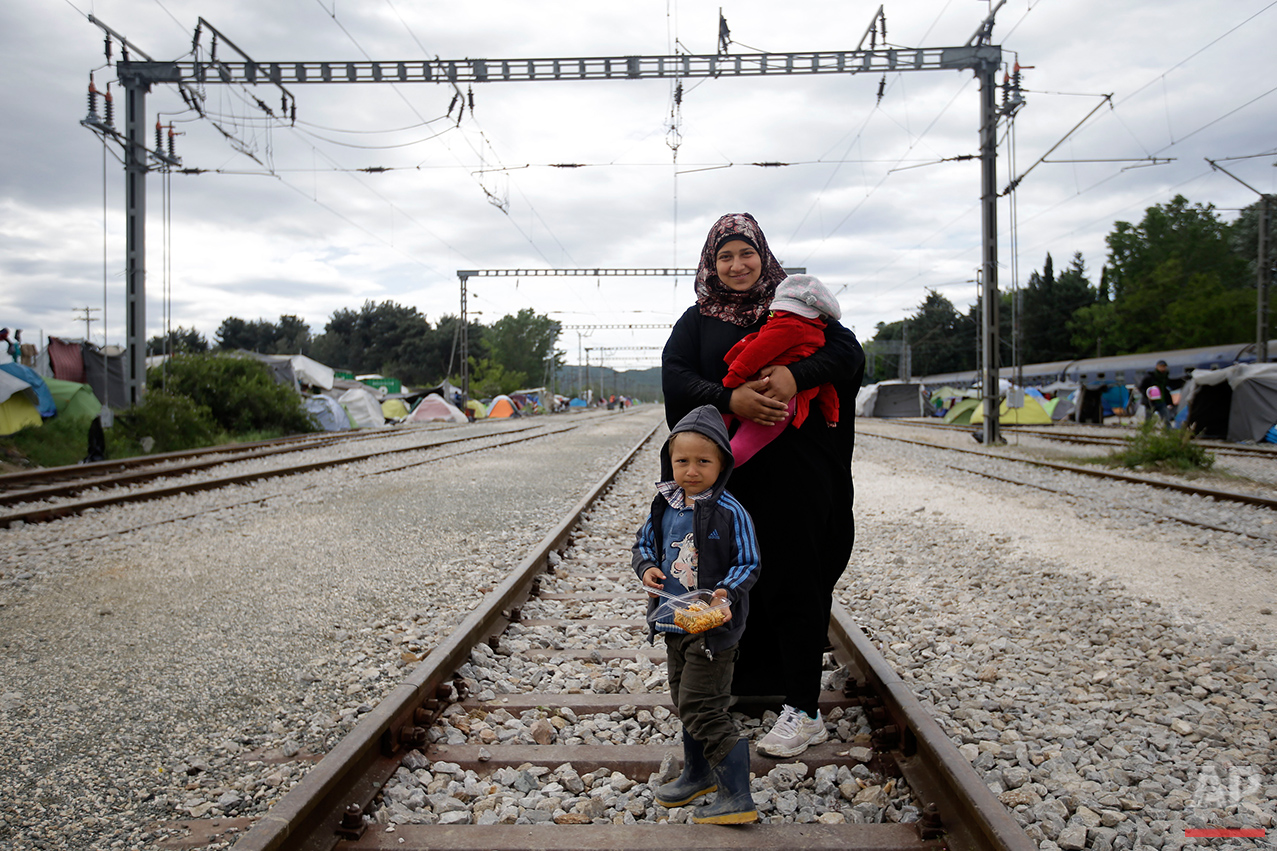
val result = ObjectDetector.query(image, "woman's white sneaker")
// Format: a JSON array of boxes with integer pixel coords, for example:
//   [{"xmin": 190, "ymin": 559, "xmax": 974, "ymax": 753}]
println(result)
[{"xmin": 756, "ymin": 705, "xmax": 828, "ymax": 758}]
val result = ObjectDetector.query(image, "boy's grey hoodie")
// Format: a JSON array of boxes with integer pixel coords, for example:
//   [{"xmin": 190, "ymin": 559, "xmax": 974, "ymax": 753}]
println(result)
[{"xmin": 631, "ymin": 404, "xmax": 762, "ymax": 654}]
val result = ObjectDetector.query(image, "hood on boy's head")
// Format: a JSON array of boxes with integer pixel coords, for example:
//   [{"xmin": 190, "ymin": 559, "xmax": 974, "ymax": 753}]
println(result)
[{"xmin": 661, "ymin": 404, "xmax": 735, "ymax": 492}]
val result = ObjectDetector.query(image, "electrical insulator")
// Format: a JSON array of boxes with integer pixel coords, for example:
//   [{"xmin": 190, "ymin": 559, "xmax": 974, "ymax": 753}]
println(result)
[
  {"xmin": 674, "ymin": 82, "xmax": 683, "ymax": 107},
  {"xmin": 155, "ymin": 120, "xmax": 163, "ymax": 152},
  {"xmin": 104, "ymin": 86, "xmax": 115, "ymax": 128},
  {"xmin": 84, "ymin": 77, "xmax": 101, "ymax": 127},
  {"xmin": 167, "ymin": 126, "xmax": 177, "ymax": 160},
  {"xmin": 104, "ymin": 34, "xmax": 112, "ymax": 62},
  {"xmin": 467, "ymin": 86, "xmax": 474, "ymax": 111}
]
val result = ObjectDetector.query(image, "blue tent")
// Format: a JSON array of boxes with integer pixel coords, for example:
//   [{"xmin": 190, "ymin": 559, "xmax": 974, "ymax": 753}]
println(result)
[
  {"xmin": 569, "ymin": 397, "xmax": 587, "ymax": 408},
  {"xmin": 0, "ymin": 363, "xmax": 57, "ymax": 418}
]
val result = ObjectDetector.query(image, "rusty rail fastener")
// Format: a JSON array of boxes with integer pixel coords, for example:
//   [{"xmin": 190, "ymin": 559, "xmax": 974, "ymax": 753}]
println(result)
[
  {"xmin": 920, "ymin": 802, "xmax": 944, "ymax": 839},
  {"xmin": 335, "ymin": 803, "xmax": 366, "ymax": 840}
]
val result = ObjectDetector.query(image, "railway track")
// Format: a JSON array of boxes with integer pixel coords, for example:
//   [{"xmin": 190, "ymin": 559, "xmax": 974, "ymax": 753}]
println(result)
[
  {"xmin": 880, "ymin": 417, "xmax": 1277, "ymax": 460},
  {"xmin": 0, "ymin": 417, "xmax": 600, "ymax": 530},
  {"xmin": 206, "ymin": 421, "xmax": 1035, "ymax": 851}
]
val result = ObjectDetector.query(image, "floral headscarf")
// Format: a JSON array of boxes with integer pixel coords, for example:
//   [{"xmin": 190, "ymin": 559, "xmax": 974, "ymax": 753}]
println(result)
[{"xmin": 694, "ymin": 212, "xmax": 788, "ymax": 327}]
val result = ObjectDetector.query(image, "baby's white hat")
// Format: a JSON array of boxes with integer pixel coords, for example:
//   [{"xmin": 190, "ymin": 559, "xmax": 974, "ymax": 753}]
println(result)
[{"xmin": 771, "ymin": 274, "xmax": 842, "ymax": 321}]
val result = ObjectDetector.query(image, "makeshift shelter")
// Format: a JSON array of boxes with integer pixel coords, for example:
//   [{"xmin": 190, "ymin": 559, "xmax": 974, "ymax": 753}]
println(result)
[
  {"xmin": 855, "ymin": 381, "xmax": 925, "ymax": 418},
  {"xmin": 568, "ymin": 397, "xmax": 587, "ymax": 409},
  {"xmin": 510, "ymin": 387, "xmax": 549, "ymax": 414},
  {"xmin": 943, "ymin": 398, "xmax": 981, "ymax": 425},
  {"xmin": 337, "ymin": 387, "xmax": 385, "ymax": 428},
  {"xmin": 381, "ymin": 399, "xmax": 411, "ymax": 421},
  {"xmin": 1178, "ymin": 364, "xmax": 1277, "ymax": 442},
  {"xmin": 407, "ymin": 393, "xmax": 468, "ymax": 424},
  {"xmin": 0, "ymin": 370, "xmax": 42, "ymax": 435},
  {"xmin": 486, "ymin": 394, "xmax": 520, "ymax": 418},
  {"xmin": 44, "ymin": 378, "xmax": 102, "ymax": 422},
  {"xmin": 305, "ymin": 395, "xmax": 351, "ymax": 431},
  {"xmin": 0, "ymin": 363, "xmax": 57, "ymax": 419},
  {"xmin": 970, "ymin": 395, "xmax": 1053, "ymax": 425},
  {"xmin": 465, "ymin": 399, "xmax": 488, "ymax": 419},
  {"xmin": 245, "ymin": 352, "xmax": 336, "ymax": 391}
]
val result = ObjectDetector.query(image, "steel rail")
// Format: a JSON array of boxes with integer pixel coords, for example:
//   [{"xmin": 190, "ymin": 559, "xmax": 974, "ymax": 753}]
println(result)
[
  {"xmin": 229, "ymin": 416, "xmax": 664, "ymax": 851},
  {"xmin": 829, "ymin": 607, "xmax": 1036, "ymax": 851},
  {"xmin": 872, "ymin": 419, "xmax": 1277, "ymax": 459},
  {"xmin": 217, "ymin": 416, "xmax": 1037, "ymax": 851},
  {"xmin": 860, "ymin": 431, "xmax": 1277, "ymax": 511},
  {"xmin": 0, "ymin": 420, "xmax": 579, "ymax": 528}
]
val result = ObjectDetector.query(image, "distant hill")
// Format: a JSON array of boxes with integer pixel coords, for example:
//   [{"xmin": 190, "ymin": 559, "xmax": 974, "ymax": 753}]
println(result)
[{"xmin": 554, "ymin": 364, "xmax": 662, "ymax": 403}]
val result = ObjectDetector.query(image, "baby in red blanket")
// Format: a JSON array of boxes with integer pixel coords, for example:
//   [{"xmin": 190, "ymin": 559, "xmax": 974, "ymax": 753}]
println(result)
[{"xmin": 722, "ymin": 274, "xmax": 841, "ymax": 465}]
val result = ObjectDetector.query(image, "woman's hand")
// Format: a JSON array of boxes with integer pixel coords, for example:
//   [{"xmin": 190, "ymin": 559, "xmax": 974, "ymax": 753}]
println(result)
[
  {"xmin": 757, "ymin": 365, "xmax": 797, "ymax": 403},
  {"xmin": 730, "ymin": 383, "xmax": 788, "ymax": 426}
]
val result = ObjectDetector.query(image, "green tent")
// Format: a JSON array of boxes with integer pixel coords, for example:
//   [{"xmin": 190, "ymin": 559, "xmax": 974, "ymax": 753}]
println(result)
[
  {"xmin": 44, "ymin": 378, "xmax": 102, "ymax": 422},
  {"xmin": 943, "ymin": 398, "xmax": 981, "ymax": 425}
]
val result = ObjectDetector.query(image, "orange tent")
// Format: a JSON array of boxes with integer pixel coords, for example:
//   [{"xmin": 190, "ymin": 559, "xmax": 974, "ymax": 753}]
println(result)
[{"xmin": 486, "ymin": 394, "xmax": 519, "ymax": 418}]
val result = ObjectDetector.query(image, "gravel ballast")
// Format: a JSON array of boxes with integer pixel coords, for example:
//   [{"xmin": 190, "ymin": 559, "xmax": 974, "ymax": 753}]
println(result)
[{"xmin": 1, "ymin": 410, "xmax": 1274, "ymax": 849}]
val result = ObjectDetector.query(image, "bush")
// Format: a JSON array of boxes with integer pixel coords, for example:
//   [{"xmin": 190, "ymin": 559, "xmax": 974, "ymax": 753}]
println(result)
[
  {"xmin": 108, "ymin": 391, "xmax": 222, "ymax": 455},
  {"xmin": 1103, "ymin": 419, "xmax": 1215, "ymax": 473},
  {"xmin": 148, "ymin": 354, "xmax": 318, "ymax": 435}
]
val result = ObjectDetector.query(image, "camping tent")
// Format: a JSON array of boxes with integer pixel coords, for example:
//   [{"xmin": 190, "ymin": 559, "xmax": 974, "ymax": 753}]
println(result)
[
  {"xmin": 0, "ymin": 363, "xmax": 57, "ymax": 418},
  {"xmin": 568, "ymin": 397, "xmax": 587, "ymax": 409},
  {"xmin": 381, "ymin": 399, "xmax": 411, "ymax": 421},
  {"xmin": 305, "ymin": 395, "xmax": 351, "ymax": 431},
  {"xmin": 1178, "ymin": 363, "xmax": 1277, "ymax": 442},
  {"xmin": 943, "ymin": 398, "xmax": 981, "ymax": 425},
  {"xmin": 0, "ymin": 370, "xmax": 42, "ymax": 435},
  {"xmin": 486, "ymin": 394, "xmax": 520, "ymax": 418},
  {"xmin": 465, "ymin": 399, "xmax": 487, "ymax": 419},
  {"xmin": 970, "ymin": 395, "xmax": 1053, "ymax": 425},
  {"xmin": 407, "ymin": 393, "xmax": 468, "ymax": 424},
  {"xmin": 44, "ymin": 377, "xmax": 102, "ymax": 422},
  {"xmin": 337, "ymin": 387, "xmax": 385, "ymax": 428}
]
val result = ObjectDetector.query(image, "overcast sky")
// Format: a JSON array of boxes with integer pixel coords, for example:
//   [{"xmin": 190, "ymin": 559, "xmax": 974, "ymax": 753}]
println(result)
[{"xmin": 3, "ymin": 0, "xmax": 1275, "ymax": 371}]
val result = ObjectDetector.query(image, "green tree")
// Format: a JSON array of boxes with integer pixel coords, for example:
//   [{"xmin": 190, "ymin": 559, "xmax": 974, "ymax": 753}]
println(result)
[
  {"xmin": 1020, "ymin": 252, "xmax": 1094, "ymax": 363},
  {"xmin": 482, "ymin": 308, "xmax": 564, "ymax": 387},
  {"xmin": 215, "ymin": 316, "xmax": 312, "ymax": 354},
  {"xmin": 1104, "ymin": 195, "xmax": 1250, "ymax": 351},
  {"xmin": 147, "ymin": 326, "xmax": 209, "ymax": 356},
  {"xmin": 464, "ymin": 356, "xmax": 526, "ymax": 398}
]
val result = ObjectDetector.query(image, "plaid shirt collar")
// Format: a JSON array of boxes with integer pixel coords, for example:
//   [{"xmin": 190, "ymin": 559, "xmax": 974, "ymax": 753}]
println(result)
[{"xmin": 657, "ymin": 480, "xmax": 713, "ymax": 510}]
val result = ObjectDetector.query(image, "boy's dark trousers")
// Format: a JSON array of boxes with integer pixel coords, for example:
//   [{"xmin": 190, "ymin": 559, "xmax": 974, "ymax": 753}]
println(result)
[{"xmin": 664, "ymin": 632, "xmax": 739, "ymax": 766}]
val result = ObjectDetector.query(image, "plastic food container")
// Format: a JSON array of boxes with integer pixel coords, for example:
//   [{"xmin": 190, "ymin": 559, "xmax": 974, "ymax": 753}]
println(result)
[{"xmin": 649, "ymin": 589, "xmax": 730, "ymax": 633}]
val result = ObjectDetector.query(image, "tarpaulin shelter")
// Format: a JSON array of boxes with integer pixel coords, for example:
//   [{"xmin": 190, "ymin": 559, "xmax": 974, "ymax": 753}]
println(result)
[
  {"xmin": 511, "ymin": 387, "xmax": 549, "ymax": 414},
  {"xmin": 855, "ymin": 381, "xmax": 925, "ymax": 417},
  {"xmin": 338, "ymin": 387, "xmax": 385, "ymax": 428},
  {"xmin": 1177, "ymin": 363, "xmax": 1277, "ymax": 442},
  {"xmin": 407, "ymin": 393, "xmax": 467, "ymax": 424},
  {"xmin": 569, "ymin": 397, "xmax": 587, "ymax": 408},
  {"xmin": 0, "ymin": 363, "xmax": 57, "ymax": 419},
  {"xmin": 486, "ymin": 394, "xmax": 520, "ymax": 418},
  {"xmin": 243, "ymin": 352, "xmax": 335, "ymax": 391}
]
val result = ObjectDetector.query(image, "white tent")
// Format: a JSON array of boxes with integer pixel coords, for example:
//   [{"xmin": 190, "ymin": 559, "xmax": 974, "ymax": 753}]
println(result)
[
  {"xmin": 338, "ymin": 387, "xmax": 385, "ymax": 428},
  {"xmin": 304, "ymin": 395, "xmax": 351, "ymax": 431},
  {"xmin": 407, "ymin": 393, "xmax": 468, "ymax": 424},
  {"xmin": 1178, "ymin": 363, "xmax": 1277, "ymax": 442}
]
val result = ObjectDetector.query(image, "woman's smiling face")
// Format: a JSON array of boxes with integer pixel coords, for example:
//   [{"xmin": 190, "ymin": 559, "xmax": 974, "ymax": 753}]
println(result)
[{"xmin": 715, "ymin": 239, "xmax": 762, "ymax": 292}]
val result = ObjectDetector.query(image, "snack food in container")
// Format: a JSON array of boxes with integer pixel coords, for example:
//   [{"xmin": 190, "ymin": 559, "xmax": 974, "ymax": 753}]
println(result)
[{"xmin": 647, "ymin": 588, "xmax": 729, "ymax": 634}]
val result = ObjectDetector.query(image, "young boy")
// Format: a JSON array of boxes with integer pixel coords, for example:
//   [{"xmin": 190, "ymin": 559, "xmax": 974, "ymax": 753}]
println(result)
[
  {"xmin": 632, "ymin": 405, "xmax": 761, "ymax": 824},
  {"xmin": 721, "ymin": 274, "xmax": 842, "ymax": 465}
]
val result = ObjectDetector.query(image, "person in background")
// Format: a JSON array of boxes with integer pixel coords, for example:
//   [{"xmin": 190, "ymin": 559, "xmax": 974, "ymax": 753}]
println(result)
[
  {"xmin": 0, "ymin": 329, "xmax": 16, "ymax": 364},
  {"xmin": 1138, "ymin": 360, "xmax": 1175, "ymax": 424},
  {"xmin": 662, "ymin": 212, "xmax": 864, "ymax": 759}
]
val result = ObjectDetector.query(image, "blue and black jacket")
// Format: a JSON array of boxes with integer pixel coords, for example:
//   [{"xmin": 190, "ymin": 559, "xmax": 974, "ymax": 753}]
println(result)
[{"xmin": 631, "ymin": 404, "xmax": 761, "ymax": 654}]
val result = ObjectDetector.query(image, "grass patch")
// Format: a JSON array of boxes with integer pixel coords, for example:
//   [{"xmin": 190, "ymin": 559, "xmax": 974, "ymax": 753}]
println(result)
[
  {"xmin": 1099, "ymin": 419, "xmax": 1215, "ymax": 473},
  {"xmin": 0, "ymin": 415, "xmax": 98, "ymax": 469}
]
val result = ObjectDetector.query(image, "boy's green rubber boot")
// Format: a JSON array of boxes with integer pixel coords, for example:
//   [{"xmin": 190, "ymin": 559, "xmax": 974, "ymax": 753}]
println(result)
[
  {"xmin": 692, "ymin": 738, "xmax": 758, "ymax": 824},
  {"xmin": 655, "ymin": 731, "xmax": 717, "ymax": 807}
]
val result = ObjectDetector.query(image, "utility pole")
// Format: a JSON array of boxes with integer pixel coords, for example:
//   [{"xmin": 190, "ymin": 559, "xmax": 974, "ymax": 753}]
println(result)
[
  {"xmin": 973, "ymin": 1, "xmax": 1005, "ymax": 445},
  {"xmin": 73, "ymin": 306, "xmax": 101, "ymax": 342},
  {"xmin": 1206, "ymin": 159, "xmax": 1272, "ymax": 364}
]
